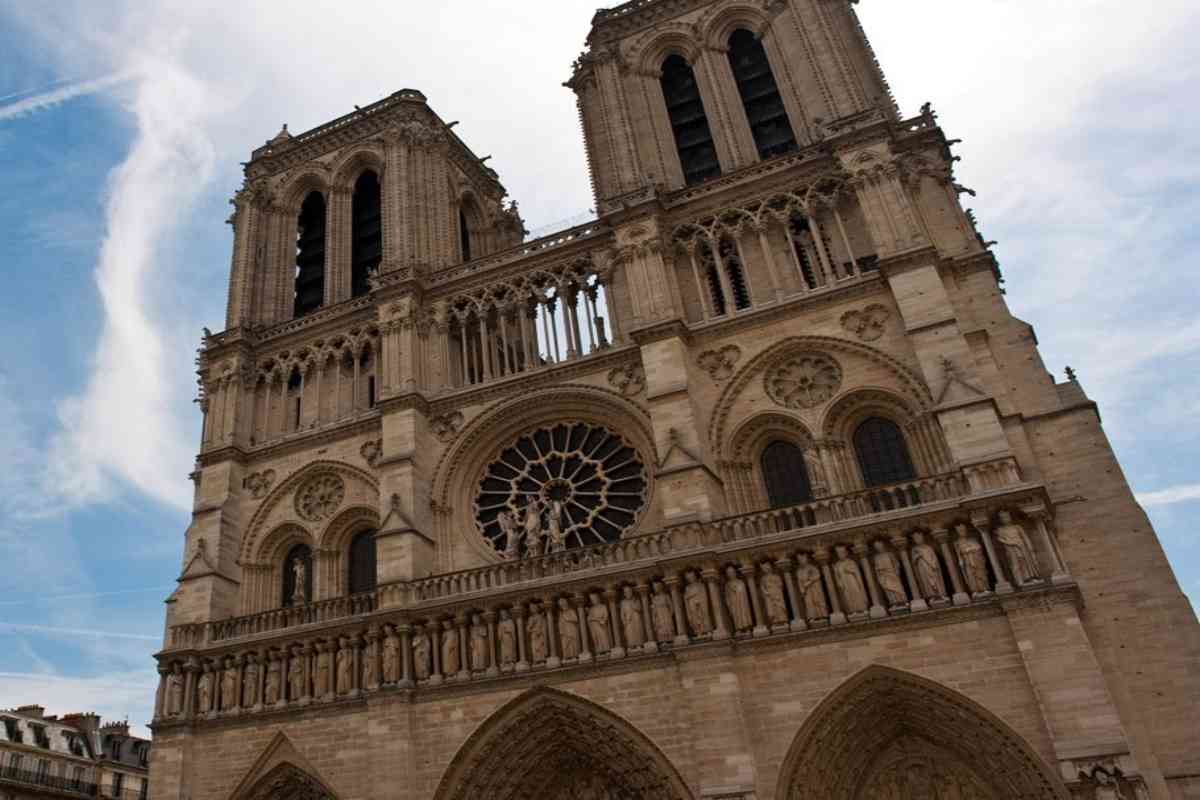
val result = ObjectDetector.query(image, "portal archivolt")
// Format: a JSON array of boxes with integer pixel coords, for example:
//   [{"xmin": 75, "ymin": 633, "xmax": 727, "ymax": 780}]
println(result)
[{"xmin": 433, "ymin": 687, "xmax": 692, "ymax": 800}]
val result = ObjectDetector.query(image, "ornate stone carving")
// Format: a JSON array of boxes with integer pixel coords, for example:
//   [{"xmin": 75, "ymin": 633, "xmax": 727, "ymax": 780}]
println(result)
[
  {"xmin": 558, "ymin": 597, "xmax": 582, "ymax": 659},
  {"xmin": 294, "ymin": 474, "xmax": 346, "ymax": 522},
  {"xmin": 683, "ymin": 571, "xmax": 712, "ymax": 635},
  {"xmin": 955, "ymin": 524, "xmax": 991, "ymax": 596},
  {"xmin": 431, "ymin": 411, "xmax": 465, "ymax": 443},
  {"xmin": 412, "ymin": 626, "xmax": 431, "ymax": 681},
  {"xmin": 796, "ymin": 553, "xmax": 829, "ymax": 622},
  {"xmin": 840, "ymin": 304, "xmax": 891, "ymax": 342},
  {"xmin": 765, "ymin": 353, "xmax": 843, "ymax": 409},
  {"xmin": 995, "ymin": 511, "xmax": 1041, "ymax": 586},
  {"xmin": 441, "ymin": 620, "xmax": 460, "ymax": 676},
  {"xmin": 873, "ymin": 541, "xmax": 908, "ymax": 607},
  {"xmin": 620, "ymin": 586, "xmax": 645, "ymax": 648},
  {"xmin": 497, "ymin": 609, "xmax": 517, "ymax": 667},
  {"xmin": 911, "ymin": 532, "xmax": 948, "ymax": 601},
  {"xmin": 470, "ymin": 614, "xmax": 489, "ymax": 671},
  {"xmin": 245, "ymin": 470, "xmax": 276, "ymax": 499},
  {"xmin": 607, "ymin": 363, "xmax": 646, "ymax": 396},
  {"xmin": 725, "ymin": 565, "xmax": 754, "ymax": 633},
  {"xmin": 359, "ymin": 440, "xmax": 382, "ymax": 467},
  {"xmin": 651, "ymin": 582, "xmax": 675, "ymax": 642},
  {"xmin": 834, "ymin": 545, "xmax": 869, "ymax": 615},
  {"xmin": 697, "ymin": 344, "xmax": 741, "ymax": 381},
  {"xmin": 760, "ymin": 563, "xmax": 788, "ymax": 626}
]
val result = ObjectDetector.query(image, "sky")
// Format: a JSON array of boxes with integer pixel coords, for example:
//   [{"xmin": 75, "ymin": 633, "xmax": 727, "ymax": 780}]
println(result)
[{"xmin": 0, "ymin": 0, "xmax": 1197, "ymax": 737}]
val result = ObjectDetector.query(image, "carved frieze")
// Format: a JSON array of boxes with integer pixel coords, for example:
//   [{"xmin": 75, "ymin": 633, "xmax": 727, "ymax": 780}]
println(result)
[
  {"xmin": 607, "ymin": 363, "xmax": 646, "ymax": 396},
  {"xmin": 840, "ymin": 304, "xmax": 890, "ymax": 342},
  {"xmin": 431, "ymin": 411, "xmax": 465, "ymax": 444},
  {"xmin": 245, "ymin": 470, "xmax": 276, "ymax": 500},
  {"xmin": 697, "ymin": 345, "xmax": 741, "ymax": 382}
]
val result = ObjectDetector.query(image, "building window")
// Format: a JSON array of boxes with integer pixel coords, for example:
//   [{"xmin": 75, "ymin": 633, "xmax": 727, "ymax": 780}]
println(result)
[
  {"xmin": 282, "ymin": 544, "xmax": 313, "ymax": 607},
  {"xmin": 348, "ymin": 530, "xmax": 377, "ymax": 595},
  {"xmin": 7, "ymin": 752, "xmax": 22, "ymax": 775},
  {"xmin": 351, "ymin": 170, "xmax": 382, "ymax": 298},
  {"xmin": 853, "ymin": 417, "xmax": 917, "ymax": 487},
  {"xmin": 138, "ymin": 778, "xmax": 148, "ymax": 800},
  {"xmin": 459, "ymin": 208, "xmax": 472, "ymax": 262},
  {"xmin": 294, "ymin": 190, "xmax": 327, "ymax": 318},
  {"xmin": 660, "ymin": 54, "xmax": 720, "ymax": 186},
  {"xmin": 112, "ymin": 772, "xmax": 124, "ymax": 798},
  {"xmin": 727, "ymin": 28, "xmax": 797, "ymax": 160},
  {"xmin": 718, "ymin": 237, "xmax": 751, "ymax": 310},
  {"xmin": 35, "ymin": 760, "xmax": 49, "ymax": 782},
  {"xmin": 367, "ymin": 375, "xmax": 376, "ymax": 408},
  {"xmin": 72, "ymin": 766, "xmax": 85, "ymax": 789},
  {"xmin": 760, "ymin": 440, "xmax": 814, "ymax": 508}
]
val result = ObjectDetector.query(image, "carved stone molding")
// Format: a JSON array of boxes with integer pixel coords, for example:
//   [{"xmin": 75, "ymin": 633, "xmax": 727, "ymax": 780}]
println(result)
[
  {"xmin": 295, "ymin": 474, "xmax": 346, "ymax": 522},
  {"xmin": 697, "ymin": 344, "xmax": 742, "ymax": 382},
  {"xmin": 245, "ymin": 470, "xmax": 276, "ymax": 500},
  {"xmin": 359, "ymin": 440, "xmax": 382, "ymax": 468},
  {"xmin": 765, "ymin": 353, "xmax": 843, "ymax": 410},
  {"xmin": 431, "ymin": 411, "xmax": 465, "ymax": 444},
  {"xmin": 840, "ymin": 304, "xmax": 891, "ymax": 342},
  {"xmin": 607, "ymin": 363, "xmax": 646, "ymax": 396}
]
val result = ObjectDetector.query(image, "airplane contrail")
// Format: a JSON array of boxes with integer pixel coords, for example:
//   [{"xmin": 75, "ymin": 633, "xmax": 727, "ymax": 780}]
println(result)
[
  {"xmin": 0, "ymin": 77, "xmax": 77, "ymax": 104},
  {"xmin": 0, "ymin": 73, "xmax": 131, "ymax": 121}
]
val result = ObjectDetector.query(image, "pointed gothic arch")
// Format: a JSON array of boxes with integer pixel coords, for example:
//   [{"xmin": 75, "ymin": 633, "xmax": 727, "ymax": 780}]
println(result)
[
  {"xmin": 432, "ymin": 687, "xmax": 694, "ymax": 800},
  {"xmin": 776, "ymin": 665, "xmax": 1069, "ymax": 800},
  {"xmin": 237, "ymin": 763, "xmax": 335, "ymax": 800}
]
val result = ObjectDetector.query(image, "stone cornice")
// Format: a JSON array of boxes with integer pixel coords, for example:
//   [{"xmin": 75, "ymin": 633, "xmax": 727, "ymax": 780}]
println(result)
[{"xmin": 198, "ymin": 413, "xmax": 382, "ymax": 469}]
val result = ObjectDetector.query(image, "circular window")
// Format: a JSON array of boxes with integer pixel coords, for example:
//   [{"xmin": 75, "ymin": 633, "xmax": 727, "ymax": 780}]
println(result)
[
  {"xmin": 474, "ymin": 422, "xmax": 648, "ymax": 557},
  {"xmin": 765, "ymin": 353, "xmax": 842, "ymax": 409}
]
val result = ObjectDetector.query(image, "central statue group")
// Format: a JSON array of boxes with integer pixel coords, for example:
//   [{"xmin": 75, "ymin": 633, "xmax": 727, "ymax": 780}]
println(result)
[{"xmin": 496, "ymin": 496, "xmax": 569, "ymax": 559}]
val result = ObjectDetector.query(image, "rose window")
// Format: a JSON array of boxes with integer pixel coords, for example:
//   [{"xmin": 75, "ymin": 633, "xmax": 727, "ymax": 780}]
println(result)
[
  {"xmin": 474, "ymin": 422, "xmax": 648, "ymax": 556},
  {"xmin": 294, "ymin": 474, "xmax": 346, "ymax": 522},
  {"xmin": 765, "ymin": 353, "xmax": 842, "ymax": 409}
]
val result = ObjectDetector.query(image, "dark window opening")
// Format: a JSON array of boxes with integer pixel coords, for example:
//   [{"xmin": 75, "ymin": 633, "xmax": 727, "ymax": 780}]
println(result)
[
  {"xmin": 367, "ymin": 375, "xmax": 376, "ymax": 408},
  {"xmin": 459, "ymin": 207, "xmax": 472, "ymax": 262},
  {"xmin": 294, "ymin": 191, "xmax": 326, "ymax": 317},
  {"xmin": 698, "ymin": 240, "xmax": 727, "ymax": 316},
  {"xmin": 718, "ymin": 237, "xmax": 751, "ymax": 310},
  {"xmin": 293, "ymin": 397, "xmax": 302, "ymax": 429},
  {"xmin": 761, "ymin": 440, "xmax": 814, "ymax": 509},
  {"xmin": 112, "ymin": 772, "xmax": 124, "ymax": 798},
  {"xmin": 348, "ymin": 530, "xmax": 378, "ymax": 595},
  {"xmin": 853, "ymin": 417, "xmax": 917, "ymax": 488},
  {"xmin": 661, "ymin": 54, "xmax": 721, "ymax": 186},
  {"xmin": 788, "ymin": 215, "xmax": 820, "ymax": 288},
  {"xmin": 351, "ymin": 171, "xmax": 381, "ymax": 299},
  {"xmin": 282, "ymin": 544, "xmax": 313, "ymax": 607},
  {"xmin": 728, "ymin": 29, "xmax": 797, "ymax": 160}
]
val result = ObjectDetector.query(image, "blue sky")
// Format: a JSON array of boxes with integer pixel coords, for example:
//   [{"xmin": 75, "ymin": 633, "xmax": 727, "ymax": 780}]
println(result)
[{"xmin": 0, "ymin": 0, "xmax": 1197, "ymax": 734}]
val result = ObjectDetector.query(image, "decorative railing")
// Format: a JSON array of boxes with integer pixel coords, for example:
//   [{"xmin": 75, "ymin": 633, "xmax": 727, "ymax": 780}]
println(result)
[
  {"xmin": 170, "ymin": 592, "xmax": 378, "ymax": 648},
  {"xmin": 0, "ymin": 768, "xmax": 99, "ymax": 798}
]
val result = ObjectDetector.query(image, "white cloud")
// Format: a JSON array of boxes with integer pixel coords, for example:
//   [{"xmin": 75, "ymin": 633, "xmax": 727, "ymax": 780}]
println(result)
[
  {"xmin": 1138, "ymin": 484, "xmax": 1200, "ymax": 509},
  {"xmin": 0, "ymin": 671, "xmax": 157, "ymax": 736},
  {"xmin": 0, "ymin": 623, "xmax": 159, "ymax": 643},
  {"xmin": 0, "ymin": 73, "xmax": 130, "ymax": 121}
]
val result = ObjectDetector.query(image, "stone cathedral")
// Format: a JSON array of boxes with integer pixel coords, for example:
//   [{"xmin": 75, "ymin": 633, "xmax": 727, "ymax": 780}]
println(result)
[{"xmin": 150, "ymin": 1, "xmax": 1200, "ymax": 799}]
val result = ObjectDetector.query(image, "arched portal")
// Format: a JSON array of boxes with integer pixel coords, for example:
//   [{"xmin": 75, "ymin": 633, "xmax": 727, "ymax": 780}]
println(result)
[
  {"xmin": 238, "ymin": 763, "xmax": 335, "ymax": 800},
  {"xmin": 433, "ymin": 687, "xmax": 693, "ymax": 800},
  {"xmin": 776, "ymin": 666, "xmax": 1069, "ymax": 800}
]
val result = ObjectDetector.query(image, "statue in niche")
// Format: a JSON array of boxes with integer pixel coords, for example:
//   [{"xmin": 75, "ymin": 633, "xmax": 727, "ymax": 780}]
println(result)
[
  {"xmin": 760, "ymin": 562, "xmax": 788, "ymax": 625},
  {"xmin": 547, "ymin": 499, "xmax": 567, "ymax": 553},
  {"xmin": 1089, "ymin": 767, "xmax": 1131, "ymax": 800},
  {"xmin": 620, "ymin": 586, "xmax": 645, "ymax": 648},
  {"xmin": 220, "ymin": 658, "xmax": 238, "ymax": 710},
  {"xmin": 166, "ymin": 664, "xmax": 184, "ymax": 715},
  {"xmin": 336, "ymin": 642, "xmax": 353, "ymax": 694},
  {"xmin": 522, "ymin": 498, "xmax": 544, "ymax": 557},
  {"xmin": 587, "ymin": 592, "xmax": 612, "ymax": 653},
  {"xmin": 683, "ymin": 571, "xmax": 712, "ymax": 635},
  {"xmin": 558, "ymin": 597, "xmax": 582, "ymax": 658},
  {"xmin": 873, "ymin": 541, "xmax": 907, "ymax": 607},
  {"xmin": 265, "ymin": 659, "xmax": 281, "ymax": 705},
  {"xmin": 651, "ymin": 582, "xmax": 675, "ymax": 641},
  {"xmin": 382, "ymin": 631, "xmax": 400, "ymax": 683},
  {"xmin": 911, "ymin": 532, "xmax": 948, "ymax": 599},
  {"xmin": 290, "ymin": 557, "xmax": 308, "ymax": 606},
  {"xmin": 796, "ymin": 553, "xmax": 828, "ymax": 621},
  {"xmin": 315, "ymin": 648, "xmax": 332, "ymax": 697},
  {"xmin": 995, "ymin": 511, "xmax": 1040, "ymax": 585},
  {"xmin": 361, "ymin": 636, "xmax": 376, "ymax": 688},
  {"xmin": 955, "ymin": 524, "xmax": 990, "ymax": 594},
  {"xmin": 197, "ymin": 668, "xmax": 213, "ymax": 713},
  {"xmin": 243, "ymin": 657, "xmax": 259, "ymax": 707},
  {"xmin": 724, "ymin": 565, "xmax": 754, "ymax": 632},
  {"xmin": 442, "ymin": 621, "xmax": 460, "ymax": 675},
  {"xmin": 528, "ymin": 603, "xmax": 549, "ymax": 662},
  {"xmin": 412, "ymin": 626, "xmax": 431, "ymax": 681},
  {"xmin": 497, "ymin": 609, "xmax": 517, "ymax": 666},
  {"xmin": 470, "ymin": 614, "xmax": 489, "ymax": 670},
  {"xmin": 287, "ymin": 652, "xmax": 304, "ymax": 700},
  {"xmin": 834, "ymin": 545, "xmax": 869, "ymax": 614},
  {"xmin": 498, "ymin": 510, "xmax": 521, "ymax": 560}
]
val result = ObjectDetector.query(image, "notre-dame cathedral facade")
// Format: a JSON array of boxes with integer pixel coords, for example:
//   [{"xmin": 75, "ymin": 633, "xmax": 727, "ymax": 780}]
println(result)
[{"xmin": 149, "ymin": 2, "xmax": 1200, "ymax": 799}]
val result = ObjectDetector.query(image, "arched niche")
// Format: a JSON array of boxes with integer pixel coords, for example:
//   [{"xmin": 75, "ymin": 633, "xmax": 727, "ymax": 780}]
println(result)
[
  {"xmin": 776, "ymin": 665, "xmax": 1069, "ymax": 800},
  {"xmin": 235, "ymin": 762, "xmax": 335, "ymax": 800},
  {"xmin": 432, "ymin": 687, "xmax": 694, "ymax": 800}
]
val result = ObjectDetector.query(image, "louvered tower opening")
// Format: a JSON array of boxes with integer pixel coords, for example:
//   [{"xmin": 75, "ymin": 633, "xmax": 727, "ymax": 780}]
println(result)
[
  {"xmin": 728, "ymin": 29, "xmax": 797, "ymax": 160},
  {"xmin": 294, "ymin": 191, "xmax": 326, "ymax": 317},
  {"xmin": 661, "ymin": 54, "xmax": 721, "ymax": 186},
  {"xmin": 351, "ymin": 171, "xmax": 382, "ymax": 298}
]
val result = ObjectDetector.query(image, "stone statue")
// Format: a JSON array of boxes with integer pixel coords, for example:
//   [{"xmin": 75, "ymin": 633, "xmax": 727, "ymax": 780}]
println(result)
[
  {"xmin": 336, "ymin": 644, "xmax": 353, "ymax": 694},
  {"xmin": 724, "ymin": 565, "xmax": 754, "ymax": 632},
  {"xmin": 955, "ymin": 524, "xmax": 990, "ymax": 595},
  {"xmin": 197, "ymin": 668, "xmax": 213, "ymax": 713},
  {"xmin": 911, "ymin": 532, "xmax": 947, "ymax": 599},
  {"xmin": 413, "ymin": 627, "xmax": 431, "ymax": 680},
  {"xmin": 497, "ymin": 609, "xmax": 517, "ymax": 666},
  {"xmin": 498, "ymin": 509, "xmax": 521, "ymax": 559},
  {"xmin": 291, "ymin": 557, "xmax": 307, "ymax": 606},
  {"xmin": 382, "ymin": 632, "xmax": 400, "ymax": 683},
  {"xmin": 288, "ymin": 653, "xmax": 304, "ymax": 700},
  {"xmin": 361, "ymin": 637, "xmax": 376, "ymax": 688},
  {"xmin": 528, "ymin": 604, "xmax": 549, "ymax": 662},
  {"xmin": 760, "ymin": 563, "xmax": 788, "ymax": 626},
  {"xmin": 834, "ymin": 545, "xmax": 869, "ymax": 614},
  {"xmin": 796, "ymin": 553, "xmax": 828, "ymax": 621},
  {"xmin": 442, "ymin": 622, "xmax": 461, "ymax": 675},
  {"xmin": 470, "ymin": 614, "xmax": 489, "ymax": 670},
  {"xmin": 558, "ymin": 597, "xmax": 582, "ymax": 658},
  {"xmin": 620, "ymin": 586, "xmax": 645, "ymax": 648},
  {"xmin": 242, "ymin": 658, "xmax": 259, "ymax": 707},
  {"xmin": 220, "ymin": 658, "xmax": 238, "ymax": 710},
  {"xmin": 523, "ymin": 498, "xmax": 544, "ymax": 557},
  {"xmin": 651, "ymin": 582, "xmax": 675, "ymax": 641},
  {"xmin": 547, "ymin": 499, "xmax": 567, "ymax": 553},
  {"xmin": 265, "ymin": 660, "xmax": 281, "ymax": 705},
  {"xmin": 995, "ymin": 511, "xmax": 1040, "ymax": 585},
  {"xmin": 587, "ymin": 592, "xmax": 612, "ymax": 653},
  {"xmin": 315, "ymin": 648, "xmax": 332, "ymax": 697},
  {"xmin": 1091, "ymin": 768, "xmax": 1129, "ymax": 800},
  {"xmin": 872, "ymin": 541, "xmax": 907, "ymax": 607},
  {"xmin": 683, "ymin": 571, "xmax": 712, "ymax": 635},
  {"xmin": 166, "ymin": 664, "xmax": 184, "ymax": 715}
]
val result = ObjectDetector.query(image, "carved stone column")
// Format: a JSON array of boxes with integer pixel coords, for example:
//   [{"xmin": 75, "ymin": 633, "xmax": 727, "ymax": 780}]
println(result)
[
  {"xmin": 398, "ymin": 624, "xmax": 414, "ymax": 688},
  {"xmin": 455, "ymin": 613, "xmax": 470, "ymax": 681},
  {"xmin": 1022, "ymin": 503, "xmax": 1071, "ymax": 584},
  {"xmin": 702, "ymin": 567, "xmax": 730, "ymax": 641},
  {"xmin": 154, "ymin": 664, "xmax": 168, "ymax": 720},
  {"xmin": 514, "ymin": 604, "xmax": 530, "ymax": 673},
  {"xmin": 777, "ymin": 556, "xmax": 807, "ymax": 632},
  {"xmin": 666, "ymin": 576, "xmax": 689, "ymax": 646},
  {"xmin": 636, "ymin": 580, "xmax": 658, "ymax": 654},
  {"xmin": 815, "ymin": 548, "xmax": 847, "ymax": 625},
  {"xmin": 484, "ymin": 610, "xmax": 500, "ymax": 678},
  {"xmin": 855, "ymin": 541, "xmax": 888, "ymax": 619},
  {"xmin": 972, "ymin": 513, "xmax": 1013, "ymax": 594},
  {"xmin": 742, "ymin": 562, "xmax": 770, "ymax": 638},
  {"xmin": 183, "ymin": 657, "xmax": 199, "ymax": 720},
  {"xmin": 574, "ymin": 593, "xmax": 594, "ymax": 663},
  {"xmin": 934, "ymin": 528, "xmax": 971, "ymax": 605},
  {"xmin": 544, "ymin": 597, "xmax": 562, "ymax": 669},
  {"xmin": 604, "ymin": 588, "xmax": 625, "ymax": 658},
  {"xmin": 429, "ymin": 623, "xmax": 443, "ymax": 686},
  {"xmin": 892, "ymin": 533, "xmax": 928, "ymax": 612}
]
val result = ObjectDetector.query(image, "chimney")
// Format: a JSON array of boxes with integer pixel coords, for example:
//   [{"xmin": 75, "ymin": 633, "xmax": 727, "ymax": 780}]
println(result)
[{"xmin": 15, "ymin": 705, "xmax": 45, "ymax": 719}]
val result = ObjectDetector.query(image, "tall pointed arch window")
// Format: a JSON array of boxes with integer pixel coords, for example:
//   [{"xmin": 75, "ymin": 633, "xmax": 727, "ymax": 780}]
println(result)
[
  {"xmin": 853, "ymin": 417, "xmax": 916, "ymax": 487},
  {"xmin": 761, "ymin": 440, "xmax": 814, "ymax": 508},
  {"xmin": 348, "ymin": 530, "xmax": 377, "ymax": 595},
  {"xmin": 459, "ymin": 208, "xmax": 473, "ymax": 262},
  {"xmin": 281, "ymin": 544, "xmax": 313, "ymax": 607},
  {"xmin": 661, "ymin": 54, "xmax": 720, "ymax": 186},
  {"xmin": 728, "ymin": 28, "xmax": 797, "ymax": 160},
  {"xmin": 294, "ymin": 191, "xmax": 327, "ymax": 317},
  {"xmin": 351, "ymin": 171, "xmax": 382, "ymax": 298}
]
